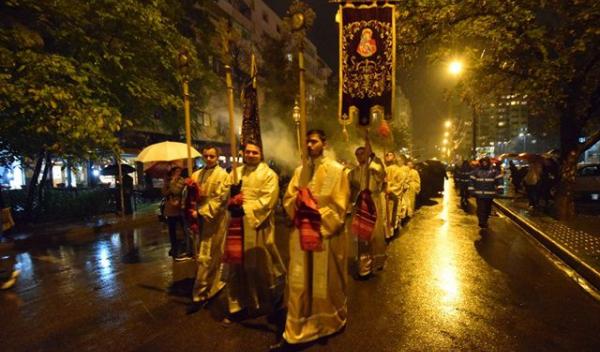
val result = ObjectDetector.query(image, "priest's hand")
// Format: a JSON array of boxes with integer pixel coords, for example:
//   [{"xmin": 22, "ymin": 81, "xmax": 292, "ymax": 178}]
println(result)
[
  {"xmin": 228, "ymin": 205, "xmax": 245, "ymax": 217},
  {"xmin": 228, "ymin": 193, "xmax": 244, "ymax": 206},
  {"xmin": 227, "ymin": 193, "xmax": 245, "ymax": 217}
]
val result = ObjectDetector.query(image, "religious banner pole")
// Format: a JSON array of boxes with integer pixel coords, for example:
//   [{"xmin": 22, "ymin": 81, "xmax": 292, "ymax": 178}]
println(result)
[
  {"xmin": 225, "ymin": 63, "xmax": 238, "ymax": 183},
  {"xmin": 287, "ymin": 1, "xmax": 315, "ymax": 167},
  {"xmin": 212, "ymin": 17, "xmax": 240, "ymax": 183},
  {"xmin": 298, "ymin": 41, "xmax": 307, "ymax": 164},
  {"xmin": 178, "ymin": 49, "xmax": 194, "ymax": 176}
]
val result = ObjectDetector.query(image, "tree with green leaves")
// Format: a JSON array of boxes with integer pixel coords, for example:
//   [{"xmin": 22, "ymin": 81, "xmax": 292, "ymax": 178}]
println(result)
[
  {"xmin": 396, "ymin": 0, "xmax": 600, "ymax": 219},
  {"xmin": 0, "ymin": 0, "xmax": 217, "ymax": 218}
]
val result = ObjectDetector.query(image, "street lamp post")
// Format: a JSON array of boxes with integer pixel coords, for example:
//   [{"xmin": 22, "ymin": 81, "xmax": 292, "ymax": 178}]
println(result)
[{"xmin": 178, "ymin": 49, "xmax": 193, "ymax": 176}]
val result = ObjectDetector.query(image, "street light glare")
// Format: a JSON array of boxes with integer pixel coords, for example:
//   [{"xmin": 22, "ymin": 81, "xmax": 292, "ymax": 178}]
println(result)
[
  {"xmin": 445, "ymin": 120, "xmax": 452, "ymax": 128},
  {"xmin": 448, "ymin": 60, "xmax": 463, "ymax": 76}
]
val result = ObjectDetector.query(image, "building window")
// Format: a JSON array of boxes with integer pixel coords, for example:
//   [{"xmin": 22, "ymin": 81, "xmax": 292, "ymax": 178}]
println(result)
[
  {"xmin": 238, "ymin": 1, "xmax": 251, "ymax": 20},
  {"xmin": 198, "ymin": 111, "xmax": 211, "ymax": 127}
]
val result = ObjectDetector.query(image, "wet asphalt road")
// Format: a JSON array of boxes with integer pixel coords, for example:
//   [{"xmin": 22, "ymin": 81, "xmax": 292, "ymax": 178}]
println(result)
[{"xmin": 2, "ymin": 181, "xmax": 600, "ymax": 352}]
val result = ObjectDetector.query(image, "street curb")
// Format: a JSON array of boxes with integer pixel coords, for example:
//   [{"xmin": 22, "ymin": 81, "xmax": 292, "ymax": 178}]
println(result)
[{"xmin": 493, "ymin": 200, "xmax": 600, "ymax": 291}]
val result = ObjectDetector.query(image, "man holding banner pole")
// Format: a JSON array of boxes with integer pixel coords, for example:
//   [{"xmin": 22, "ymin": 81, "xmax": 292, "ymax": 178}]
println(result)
[{"xmin": 275, "ymin": 129, "xmax": 350, "ymax": 349}]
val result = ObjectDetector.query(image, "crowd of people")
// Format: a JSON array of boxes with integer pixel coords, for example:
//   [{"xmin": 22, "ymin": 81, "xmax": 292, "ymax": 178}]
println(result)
[
  {"xmin": 1, "ymin": 126, "xmax": 525, "ymax": 349},
  {"xmin": 159, "ymin": 129, "xmax": 423, "ymax": 350},
  {"xmin": 509, "ymin": 159, "xmax": 559, "ymax": 210},
  {"xmin": 454, "ymin": 155, "xmax": 559, "ymax": 229}
]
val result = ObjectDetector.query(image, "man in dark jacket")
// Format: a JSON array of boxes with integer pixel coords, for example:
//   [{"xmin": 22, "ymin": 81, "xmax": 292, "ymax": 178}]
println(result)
[
  {"xmin": 455, "ymin": 160, "xmax": 472, "ymax": 209},
  {"xmin": 469, "ymin": 157, "xmax": 504, "ymax": 228}
]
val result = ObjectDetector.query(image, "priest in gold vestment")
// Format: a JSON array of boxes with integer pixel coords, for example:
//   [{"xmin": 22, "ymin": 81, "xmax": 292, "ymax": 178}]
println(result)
[
  {"xmin": 277, "ymin": 130, "xmax": 350, "ymax": 347},
  {"xmin": 406, "ymin": 159, "xmax": 421, "ymax": 218},
  {"xmin": 190, "ymin": 145, "xmax": 229, "ymax": 303},
  {"xmin": 223, "ymin": 143, "xmax": 286, "ymax": 319},
  {"xmin": 348, "ymin": 146, "xmax": 387, "ymax": 277},
  {"xmin": 384, "ymin": 152, "xmax": 409, "ymax": 237}
]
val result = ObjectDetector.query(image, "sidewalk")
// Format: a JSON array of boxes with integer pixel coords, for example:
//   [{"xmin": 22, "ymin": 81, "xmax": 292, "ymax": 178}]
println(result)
[
  {"xmin": 494, "ymin": 194, "xmax": 600, "ymax": 291},
  {"xmin": 5, "ymin": 203, "xmax": 159, "ymax": 248}
]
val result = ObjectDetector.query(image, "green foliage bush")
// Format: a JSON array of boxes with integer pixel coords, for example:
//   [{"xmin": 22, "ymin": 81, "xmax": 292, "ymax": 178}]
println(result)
[{"xmin": 5, "ymin": 188, "xmax": 114, "ymax": 222}]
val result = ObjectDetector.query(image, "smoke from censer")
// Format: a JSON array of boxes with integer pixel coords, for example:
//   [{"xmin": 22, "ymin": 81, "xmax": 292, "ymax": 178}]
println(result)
[{"xmin": 261, "ymin": 117, "xmax": 301, "ymax": 173}]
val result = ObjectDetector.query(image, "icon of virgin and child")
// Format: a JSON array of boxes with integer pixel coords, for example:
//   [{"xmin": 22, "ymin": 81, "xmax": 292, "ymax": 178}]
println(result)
[{"xmin": 356, "ymin": 28, "xmax": 377, "ymax": 58}]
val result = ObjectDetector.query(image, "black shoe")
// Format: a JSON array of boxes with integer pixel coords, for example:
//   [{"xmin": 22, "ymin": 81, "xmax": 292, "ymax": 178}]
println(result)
[
  {"xmin": 269, "ymin": 340, "xmax": 292, "ymax": 352},
  {"xmin": 186, "ymin": 300, "xmax": 207, "ymax": 315}
]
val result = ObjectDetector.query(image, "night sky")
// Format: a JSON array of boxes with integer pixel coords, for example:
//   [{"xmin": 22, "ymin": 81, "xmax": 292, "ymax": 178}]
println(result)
[{"xmin": 263, "ymin": 0, "xmax": 338, "ymax": 71}]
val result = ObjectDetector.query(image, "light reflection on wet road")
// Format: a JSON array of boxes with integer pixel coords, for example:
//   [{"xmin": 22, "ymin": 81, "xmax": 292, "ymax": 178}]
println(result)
[{"xmin": 1, "ymin": 181, "xmax": 600, "ymax": 351}]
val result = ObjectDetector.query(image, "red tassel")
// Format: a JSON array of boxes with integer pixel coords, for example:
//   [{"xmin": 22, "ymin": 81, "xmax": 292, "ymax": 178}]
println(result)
[{"xmin": 377, "ymin": 120, "xmax": 391, "ymax": 138}]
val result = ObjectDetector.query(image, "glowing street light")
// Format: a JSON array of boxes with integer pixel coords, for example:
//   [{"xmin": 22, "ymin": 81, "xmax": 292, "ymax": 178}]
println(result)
[
  {"xmin": 445, "ymin": 120, "xmax": 452, "ymax": 128},
  {"xmin": 443, "ymin": 139, "xmax": 448, "ymax": 145},
  {"xmin": 444, "ymin": 131, "xmax": 449, "ymax": 137},
  {"xmin": 448, "ymin": 59, "xmax": 464, "ymax": 76}
]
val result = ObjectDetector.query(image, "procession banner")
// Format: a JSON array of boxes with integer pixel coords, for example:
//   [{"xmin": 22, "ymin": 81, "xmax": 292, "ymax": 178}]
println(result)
[
  {"xmin": 339, "ymin": 3, "xmax": 396, "ymax": 126},
  {"xmin": 241, "ymin": 54, "xmax": 262, "ymax": 148}
]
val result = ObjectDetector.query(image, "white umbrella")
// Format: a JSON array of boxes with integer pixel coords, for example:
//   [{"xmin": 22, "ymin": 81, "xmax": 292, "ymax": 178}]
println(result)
[{"xmin": 136, "ymin": 141, "xmax": 201, "ymax": 163}]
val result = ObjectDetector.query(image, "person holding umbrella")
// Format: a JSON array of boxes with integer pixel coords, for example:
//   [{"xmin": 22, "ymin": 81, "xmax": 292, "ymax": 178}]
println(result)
[
  {"xmin": 137, "ymin": 141, "xmax": 203, "ymax": 260},
  {"xmin": 162, "ymin": 166, "xmax": 189, "ymax": 260}
]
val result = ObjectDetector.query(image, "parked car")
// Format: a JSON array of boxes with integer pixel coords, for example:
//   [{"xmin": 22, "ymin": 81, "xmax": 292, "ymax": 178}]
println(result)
[{"xmin": 574, "ymin": 164, "xmax": 600, "ymax": 201}]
